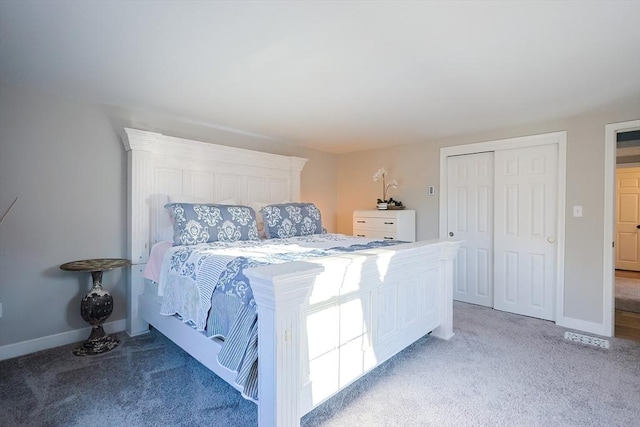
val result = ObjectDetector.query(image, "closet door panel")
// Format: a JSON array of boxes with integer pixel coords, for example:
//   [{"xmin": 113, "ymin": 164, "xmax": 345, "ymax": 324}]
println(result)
[
  {"xmin": 447, "ymin": 152, "xmax": 494, "ymax": 307},
  {"xmin": 494, "ymin": 144, "xmax": 557, "ymax": 320}
]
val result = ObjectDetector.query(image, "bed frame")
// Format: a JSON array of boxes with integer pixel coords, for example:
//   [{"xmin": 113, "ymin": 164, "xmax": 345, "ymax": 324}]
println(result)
[{"xmin": 121, "ymin": 128, "xmax": 460, "ymax": 427}]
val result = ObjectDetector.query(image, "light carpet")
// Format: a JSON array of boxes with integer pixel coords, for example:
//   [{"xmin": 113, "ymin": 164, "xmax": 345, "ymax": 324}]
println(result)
[
  {"xmin": 615, "ymin": 277, "xmax": 640, "ymax": 313},
  {"xmin": 1, "ymin": 302, "xmax": 638, "ymax": 426}
]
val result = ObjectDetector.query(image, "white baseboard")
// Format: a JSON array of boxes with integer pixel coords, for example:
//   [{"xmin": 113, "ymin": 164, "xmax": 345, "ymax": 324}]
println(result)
[
  {"xmin": 556, "ymin": 315, "xmax": 610, "ymax": 338},
  {"xmin": 0, "ymin": 319, "xmax": 127, "ymax": 361}
]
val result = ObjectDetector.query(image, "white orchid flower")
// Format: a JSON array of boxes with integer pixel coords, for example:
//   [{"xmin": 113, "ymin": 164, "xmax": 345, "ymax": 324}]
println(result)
[
  {"xmin": 372, "ymin": 167, "xmax": 386, "ymax": 182},
  {"xmin": 372, "ymin": 167, "xmax": 400, "ymax": 203}
]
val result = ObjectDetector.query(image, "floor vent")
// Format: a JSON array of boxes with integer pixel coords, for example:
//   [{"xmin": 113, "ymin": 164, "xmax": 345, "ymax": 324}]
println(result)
[{"xmin": 564, "ymin": 331, "xmax": 610, "ymax": 349}]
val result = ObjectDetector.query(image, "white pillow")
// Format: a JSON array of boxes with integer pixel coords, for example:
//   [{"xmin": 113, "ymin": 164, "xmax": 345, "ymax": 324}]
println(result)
[
  {"xmin": 156, "ymin": 225, "xmax": 175, "ymax": 244},
  {"xmin": 249, "ymin": 201, "xmax": 269, "ymax": 237},
  {"xmin": 218, "ymin": 198, "xmax": 239, "ymax": 205}
]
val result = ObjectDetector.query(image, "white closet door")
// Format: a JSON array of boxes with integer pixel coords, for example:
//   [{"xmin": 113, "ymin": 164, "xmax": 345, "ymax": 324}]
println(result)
[
  {"xmin": 448, "ymin": 152, "xmax": 494, "ymax": 307},
  {"xmin": 493, "ymin": 144, "xmax": 557, "ymax": 321},
  {"xmin": 615, "ymin": 167, "xmax": 640, "ymax": 271}
]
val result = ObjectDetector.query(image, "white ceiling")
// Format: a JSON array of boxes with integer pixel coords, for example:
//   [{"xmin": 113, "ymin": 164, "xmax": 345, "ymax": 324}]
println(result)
[{"xmin": 1, "ymin": 1, "xmax": 639, "ymax": 153}]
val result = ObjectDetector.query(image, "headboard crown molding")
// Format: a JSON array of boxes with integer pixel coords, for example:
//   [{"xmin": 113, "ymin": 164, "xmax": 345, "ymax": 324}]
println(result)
[
  {"xmin": 289, "ymin": 157, "xmax": 308, "ymax": 173},
  {"xmin": 123, "ymin": 128, "xmax": 161, "ymax": 151},
  {"xmin": 122, "ymin": 128, "xmax": 308, "ymax": 171}
]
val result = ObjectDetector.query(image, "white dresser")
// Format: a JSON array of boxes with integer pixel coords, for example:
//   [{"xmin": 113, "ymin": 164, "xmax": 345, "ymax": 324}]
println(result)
[{"xmin": 353, "ymin": 210, "xmax": 416, "ymax": 242}]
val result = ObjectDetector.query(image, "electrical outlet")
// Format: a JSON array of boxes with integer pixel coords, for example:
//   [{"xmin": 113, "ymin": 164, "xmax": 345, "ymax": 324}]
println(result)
[{"xmin": 428, "ymin": 186, "xmax": 436, "ymax": 196}]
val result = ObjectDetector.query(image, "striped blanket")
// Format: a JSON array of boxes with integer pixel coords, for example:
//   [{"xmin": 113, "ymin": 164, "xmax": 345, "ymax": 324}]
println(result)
[{"xmin": 158, "ymin": 234, "xmax": 405, "ymax": 400}]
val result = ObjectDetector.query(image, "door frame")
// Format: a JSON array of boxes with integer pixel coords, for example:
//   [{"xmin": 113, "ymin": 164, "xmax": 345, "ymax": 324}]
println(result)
[
  {"xmin": 603, "ymin": 120, "xmax": 640, "ymax": 337},
  {"xmin": 439, "ymin": 131, "xmax": 567, "ymax": 322}
]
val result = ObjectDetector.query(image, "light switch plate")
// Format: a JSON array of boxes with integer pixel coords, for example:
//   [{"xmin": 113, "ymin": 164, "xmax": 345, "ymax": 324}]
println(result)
[{"xmin": 573, "ymin": 206, "xmax": 583, "ymax": 217}]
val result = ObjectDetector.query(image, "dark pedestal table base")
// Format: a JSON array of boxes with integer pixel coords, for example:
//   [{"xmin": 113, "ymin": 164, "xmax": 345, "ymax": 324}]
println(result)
[
  {"xmin": 73, "ymin": 279, "xmax": 120, "ymax": 355},
  {"xmin": 73, "ymin": 332, "xmax": 120, "ymax": 356},
  {"xmin": 59, "ymin": 258, "xmax": 130, "ymax": 357}
]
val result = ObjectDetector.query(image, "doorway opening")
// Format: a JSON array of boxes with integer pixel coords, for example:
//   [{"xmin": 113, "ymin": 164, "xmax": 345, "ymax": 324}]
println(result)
[
  {"xmin": 604, "ymin": 120, "xmax": 640, "ymax": 338},
  {"xmin": 611, "ymin": 126, "xmax": 640, "ymax": 341}
]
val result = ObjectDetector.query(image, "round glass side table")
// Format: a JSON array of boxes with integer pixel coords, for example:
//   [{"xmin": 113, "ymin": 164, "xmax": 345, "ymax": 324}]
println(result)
[{"xmin": 60, "ymin": 258, "xmax": 130, "ymax": 356}]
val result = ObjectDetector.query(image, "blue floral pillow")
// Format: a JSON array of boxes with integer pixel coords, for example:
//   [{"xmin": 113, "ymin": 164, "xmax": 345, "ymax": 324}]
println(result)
[
  {"xmin": 261, "ymin": 203, "xmax": 323, "ymax": 239},
  {"xmin": 165, "ymin": 203, "xmax": 259, "ymax": 245}
]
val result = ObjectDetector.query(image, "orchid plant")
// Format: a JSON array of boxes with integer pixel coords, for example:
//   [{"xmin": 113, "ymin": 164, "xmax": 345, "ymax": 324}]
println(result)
[{"xmin": 372, "ymin": 167, "xmax": 399, "ymax": 204}]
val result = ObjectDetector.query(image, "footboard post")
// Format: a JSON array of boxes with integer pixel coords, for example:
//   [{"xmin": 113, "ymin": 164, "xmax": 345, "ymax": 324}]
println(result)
[
  {"xmin": 431, "ymin": 241, "xmax": 460, "ymax": 340},
  {"xmin": 245, "ymin": 262, "xmax": 323, "ymax": 427}
]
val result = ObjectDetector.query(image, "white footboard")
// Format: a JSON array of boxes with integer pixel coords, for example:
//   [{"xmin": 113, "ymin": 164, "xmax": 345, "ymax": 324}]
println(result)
[{"xmin": 245, "ymin": 239, "xmax": 459, "ymax": 427}]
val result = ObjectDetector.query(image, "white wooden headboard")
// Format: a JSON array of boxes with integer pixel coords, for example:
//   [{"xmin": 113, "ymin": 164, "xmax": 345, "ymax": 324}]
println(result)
[{"xmin": 121, "ymin": 128, "xmax": 308, "ymax": 266}]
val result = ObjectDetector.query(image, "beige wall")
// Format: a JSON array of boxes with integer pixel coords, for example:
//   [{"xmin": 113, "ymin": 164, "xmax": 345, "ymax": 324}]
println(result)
[
  {"xmin": 0, "ymin": 82, "xmax": 337, "ymax": 348},
  {"xmin": 336, "ymin": 95, "xmax": 640, "ymax": 326}
]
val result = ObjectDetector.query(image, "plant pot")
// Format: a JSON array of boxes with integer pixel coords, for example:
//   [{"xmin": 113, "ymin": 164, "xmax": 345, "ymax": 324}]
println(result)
[{"xmin": 377, "ymin": 202, "xmax": 388, "ymax": 210}]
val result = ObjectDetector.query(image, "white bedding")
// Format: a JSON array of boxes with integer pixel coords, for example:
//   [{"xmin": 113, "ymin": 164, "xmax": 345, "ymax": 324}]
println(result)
[
  {"xmin": 146, "ymin": 233, "xmax": 407, "ymax": 399},
  {"xmin": 148, "ymin": 234, "xmax": 389, "ymax": 329}
]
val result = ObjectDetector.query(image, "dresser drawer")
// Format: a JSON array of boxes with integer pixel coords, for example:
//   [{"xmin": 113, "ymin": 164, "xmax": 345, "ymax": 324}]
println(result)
[
  {"xmin": 353, "ymin": 229, "xmax": 398, "ymax": 240},
  {"xmin": 353, "ymin": 217, "xmax": 398, "ymax": 232}
]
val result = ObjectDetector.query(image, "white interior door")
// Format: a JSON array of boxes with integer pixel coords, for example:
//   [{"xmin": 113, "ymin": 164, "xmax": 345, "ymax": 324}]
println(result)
[
  {"xmin": 615, "ymin": 167, "xmax": 640, "ymax": 271},
  {"xmin": 447, "ymin": 152, "xmax": 494, "ymax": 307},
  {"xmin": 493, "ymin": 144, "xmax": 557, "ymax": 321}
]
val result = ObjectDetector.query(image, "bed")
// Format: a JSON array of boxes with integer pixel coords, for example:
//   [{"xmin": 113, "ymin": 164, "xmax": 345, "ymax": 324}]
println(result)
[{"xmin": 121, "ymin": 128, "xmax": 460, "ymax": 427}]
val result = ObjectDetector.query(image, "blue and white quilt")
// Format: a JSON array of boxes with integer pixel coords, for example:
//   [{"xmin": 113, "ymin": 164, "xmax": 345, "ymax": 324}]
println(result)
[{"xmin": 157, "ymin": 233, "xmax": 405, "ymax": 400}]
